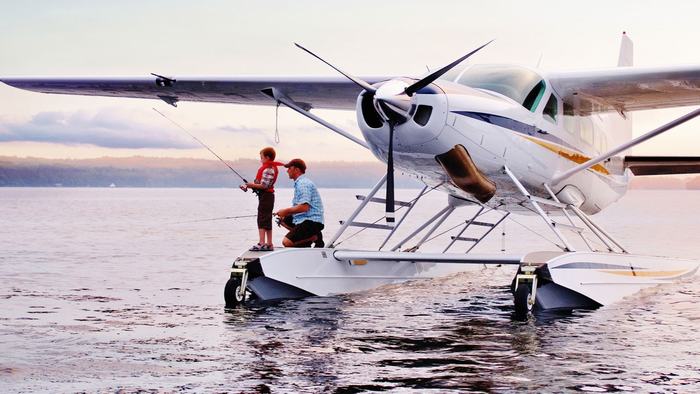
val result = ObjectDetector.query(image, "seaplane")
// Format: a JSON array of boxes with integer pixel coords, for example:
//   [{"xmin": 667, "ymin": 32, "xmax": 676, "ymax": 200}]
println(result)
[{"xmin": 3, "ymin": 33, "xmax": 699, "ymax": 318}]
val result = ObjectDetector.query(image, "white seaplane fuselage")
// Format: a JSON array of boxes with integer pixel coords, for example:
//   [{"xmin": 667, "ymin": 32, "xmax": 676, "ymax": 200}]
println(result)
[{"xmin": 358, "ymin": 65, "xmax": 630, "ymax": 215}]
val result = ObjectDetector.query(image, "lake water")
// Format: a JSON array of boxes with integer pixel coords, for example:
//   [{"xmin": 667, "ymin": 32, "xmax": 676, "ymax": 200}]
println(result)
[{"xmin": 1, "ymin": 188, "xmax": 699, "ymax": 392}]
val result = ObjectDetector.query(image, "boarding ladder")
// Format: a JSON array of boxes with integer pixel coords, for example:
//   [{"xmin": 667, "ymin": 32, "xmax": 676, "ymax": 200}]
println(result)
[
  {"xmin": 442, "ymin": 207, "xmax": 510, "ymax": 253},
  {"xmin": 327, "ymin": 174, "xmax": 430, "ymax": 250}
]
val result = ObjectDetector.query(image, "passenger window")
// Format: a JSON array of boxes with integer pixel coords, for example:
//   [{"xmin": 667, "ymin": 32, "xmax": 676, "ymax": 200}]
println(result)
[
  {"xmin": 543, "ymin": 94, "xmax": 558, "ymax": 122},
  {"xmin": 596, "ymin": 132, "xmax": 608, "ymax": 153}
]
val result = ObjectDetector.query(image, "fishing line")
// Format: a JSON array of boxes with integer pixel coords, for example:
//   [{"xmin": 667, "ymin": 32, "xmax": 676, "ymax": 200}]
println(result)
[{"xmin": 152, "ymin": 108, "xmax": 250, "ymax": 184}]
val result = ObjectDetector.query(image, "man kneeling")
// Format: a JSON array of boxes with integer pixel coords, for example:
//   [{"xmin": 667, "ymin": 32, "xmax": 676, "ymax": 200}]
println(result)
[{"xmin": 275, "ymin": 159, "xmax": 325, "ymax": 248}]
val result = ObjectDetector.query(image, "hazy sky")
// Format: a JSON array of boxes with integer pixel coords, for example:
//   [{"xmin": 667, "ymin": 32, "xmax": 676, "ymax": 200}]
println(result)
[{"xmin": 1, "ymin": 0, "xmax": 700, "ymax": 162}]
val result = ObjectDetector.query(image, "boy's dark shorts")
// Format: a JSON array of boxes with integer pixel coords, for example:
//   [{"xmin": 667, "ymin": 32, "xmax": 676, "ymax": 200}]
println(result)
[
  {"xmin": 283, "ymin": 216, "xmax": 324, "ymax": 246},
  {"xmin": 257, "ymin": 191, "xmax": 274, "ymax": 230}
]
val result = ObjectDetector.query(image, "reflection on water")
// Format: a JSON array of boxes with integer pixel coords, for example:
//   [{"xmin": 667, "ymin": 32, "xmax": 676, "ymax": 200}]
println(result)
[{"xmin": 1, "ymin": 188, "xmax": 699, "ymax": 392}]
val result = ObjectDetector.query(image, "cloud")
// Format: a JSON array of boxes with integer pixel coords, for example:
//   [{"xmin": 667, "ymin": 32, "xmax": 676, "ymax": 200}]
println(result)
[
  {"xmin": 218, "ymin": 125, "xmax": 265, "ymax": 134},
  {"xmin": 0, "ymin": 109, "xmax": 199, "ymax": 149}
]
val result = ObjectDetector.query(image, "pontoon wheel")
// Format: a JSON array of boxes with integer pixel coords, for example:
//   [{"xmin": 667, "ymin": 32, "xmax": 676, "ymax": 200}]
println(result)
[
  {"xmin": 224, "ymin": 277, "xmax": 245, "ymax": 308},
  {"xmin": 514, "ymin": 284, "xmax": 531, "ymax": 319}
]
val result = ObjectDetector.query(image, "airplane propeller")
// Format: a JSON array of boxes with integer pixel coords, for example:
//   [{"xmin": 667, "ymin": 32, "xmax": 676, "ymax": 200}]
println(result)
[
  {"xmin": 294, "ymin": 41, "xmax": 492, "ymax": 223},
  {"xmin": 404, "ymin": 40, "xmax": 493, "ymax": 96},
  {"xmin": 294, "ymin": 43, "xmax": 376, "ymax": 93}
]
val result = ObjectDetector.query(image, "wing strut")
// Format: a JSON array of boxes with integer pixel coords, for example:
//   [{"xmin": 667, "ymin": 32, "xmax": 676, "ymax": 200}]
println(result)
[
  {"xmin": 549, "ymin": 107, "xmax": 700, "ymax": 185},
  {"xmin": 261, "ymin": 87, "xmax": 369, "ymax": 149}
]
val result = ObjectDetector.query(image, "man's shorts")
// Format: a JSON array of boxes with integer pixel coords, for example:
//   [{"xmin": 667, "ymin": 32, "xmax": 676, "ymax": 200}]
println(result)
[
  {"xmin": 284, "ymin": 218, "xmax": 324, "ymax": 246},
  {"xmin": 257, "ymin": 191, "xmax": 275, "ymax": 230}
]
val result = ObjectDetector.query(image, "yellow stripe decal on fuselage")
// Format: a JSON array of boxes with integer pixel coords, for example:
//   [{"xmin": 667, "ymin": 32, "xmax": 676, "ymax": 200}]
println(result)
[{"xmin": 520, "ymin": 135, "xmax": 610, "ymax": 176}]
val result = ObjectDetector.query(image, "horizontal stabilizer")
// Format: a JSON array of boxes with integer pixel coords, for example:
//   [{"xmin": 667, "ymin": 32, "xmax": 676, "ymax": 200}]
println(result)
[{"xmin": 624, "ymin": 156, "xmax": 700, "ymax": 175}]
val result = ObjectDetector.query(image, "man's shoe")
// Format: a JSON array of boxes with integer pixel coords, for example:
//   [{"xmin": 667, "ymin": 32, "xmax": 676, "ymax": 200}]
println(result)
[{"xmin": 314, "ymin": 232, "xmax": 325, "ymax": 248}]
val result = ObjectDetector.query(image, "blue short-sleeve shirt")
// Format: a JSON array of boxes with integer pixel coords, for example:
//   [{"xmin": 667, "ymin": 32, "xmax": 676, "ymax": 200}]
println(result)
[{"xmin": 292, "ymin": 175, "xmax": 324, "ymax": 225}]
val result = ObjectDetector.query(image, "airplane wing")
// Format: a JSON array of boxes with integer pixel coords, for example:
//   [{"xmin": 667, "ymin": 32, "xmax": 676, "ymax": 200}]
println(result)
[
  {"xmin": 0, "ymin": 75, "xmax": 390, "ymax": 110},
  {"xmin": 624, "ymin": 156, "xmax": 700, "ymax": 175},
  {"xmin": 548, "ymin": 65, "xmax": 700, "ymax": 115}
]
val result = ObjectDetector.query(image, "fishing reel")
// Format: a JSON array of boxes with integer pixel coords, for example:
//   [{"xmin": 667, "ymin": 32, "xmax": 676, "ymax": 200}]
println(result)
[{"xmin": 239, "ymin": 183, "xmax": 261, "ymax": 196}]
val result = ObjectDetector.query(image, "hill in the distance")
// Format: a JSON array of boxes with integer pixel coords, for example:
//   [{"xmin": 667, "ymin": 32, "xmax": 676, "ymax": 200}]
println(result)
[
  {"xmin": 0, "ymin": 156, "xmax": 421, "ymax": 188},
  {"xmin": 0, "ymin": 156, "xmax": 698, "ymax": 189}
]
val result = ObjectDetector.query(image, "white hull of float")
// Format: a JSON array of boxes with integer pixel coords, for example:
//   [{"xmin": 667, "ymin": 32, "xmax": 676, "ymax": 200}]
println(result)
[
  {"xmin": 233, "ymin": 248, "xmax": 520, "ymax": 300},
  {"xmin": 520, "ymin": 251, "xmax": 700, "ymax": 309},
  {"xmin": 225, "ymin": 248, "xmax": 699, "ymax": 313}
]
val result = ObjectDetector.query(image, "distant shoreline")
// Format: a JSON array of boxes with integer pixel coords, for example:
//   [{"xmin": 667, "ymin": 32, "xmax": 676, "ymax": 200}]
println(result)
[{"xmin": 1, "ymin": 155, "xmax": 698, "ymax": 189}]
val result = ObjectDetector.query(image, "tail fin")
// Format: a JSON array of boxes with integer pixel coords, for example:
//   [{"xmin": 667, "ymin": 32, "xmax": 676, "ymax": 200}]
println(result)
[
  {"xmin": 608, "ymin": 32, "xmax": 634, "ymax": 149},
  {"xmin": 617, "ymin": 31, "xmax": 633, "ymax": 67}
]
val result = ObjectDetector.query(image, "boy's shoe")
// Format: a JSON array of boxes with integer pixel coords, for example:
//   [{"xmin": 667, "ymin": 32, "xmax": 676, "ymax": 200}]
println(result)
[
  {"xmin": 249, "ymin": 243, "xmax": 263, "ymax": 251},
  {"xmin": 260, "ymin": 244, "xmax": 274, "ymax": 251}
]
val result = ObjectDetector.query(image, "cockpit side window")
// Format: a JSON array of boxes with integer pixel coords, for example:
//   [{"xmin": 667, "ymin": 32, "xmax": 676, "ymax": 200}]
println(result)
[
  {"xmin": 455, "ymin": 65, "xmax": 547, "ymax": 111},
  {"xmin": 543, "ymin": 94, "xmax": 558, "ymax": 122},
  {"xmin": 522, "ymin": 81, "xmax": 546, "ymax": 112}
]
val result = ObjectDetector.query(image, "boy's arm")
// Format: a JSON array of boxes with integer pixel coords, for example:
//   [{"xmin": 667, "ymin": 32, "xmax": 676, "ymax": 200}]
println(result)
[{"xmin": 244, "ymin": 182, "xmax": 266, "ymax": 190}]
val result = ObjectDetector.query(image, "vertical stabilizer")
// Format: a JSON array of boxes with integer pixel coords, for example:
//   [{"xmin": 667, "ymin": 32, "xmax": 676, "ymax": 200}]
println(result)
[
  {"xmin": 617, "ymin": 32, "xmax": 633, "ymax": 67},
  {"xmin": 605, "ymin": 32, "xmax": 634, "ymax": 153}
]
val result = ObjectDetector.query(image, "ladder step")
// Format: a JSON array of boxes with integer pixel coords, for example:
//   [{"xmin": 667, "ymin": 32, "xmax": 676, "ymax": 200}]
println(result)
[
  {"xmin": 339, "ymin": 220, "xmax": 394, "ymax": 230},
  {"xmin": 469, "ymin": 220, "xmax": 496, "ymax": 227},
  {"xmin": 530, "ymin": 195, "xmax": 567, "ymax": 209},
  {"xmin": 450, "ymin": 236, "xmax": 480, "ymax": 242},
  {"xmin": 355, "ymin": 195, "xmax": 412, "ymax": 207},
  {"xmin": 551, "ymin": 221, "xmax": 584, "ymax": 233}
]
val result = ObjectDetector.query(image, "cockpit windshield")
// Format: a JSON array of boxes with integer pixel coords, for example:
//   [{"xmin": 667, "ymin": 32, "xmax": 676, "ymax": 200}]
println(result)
[{"xmin": 440, "ymin": 65, "xmax": 546, "ymax": 110}]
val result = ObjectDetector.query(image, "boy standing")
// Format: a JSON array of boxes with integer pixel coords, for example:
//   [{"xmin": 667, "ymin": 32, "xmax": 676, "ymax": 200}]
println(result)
[{"xmin": 240, "ymin": 147, "xmax": 283, "ymax": 251}]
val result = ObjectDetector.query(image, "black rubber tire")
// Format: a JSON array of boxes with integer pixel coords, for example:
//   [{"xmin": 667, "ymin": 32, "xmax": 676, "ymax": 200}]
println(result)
[
  {"xmin": 224, "ymin": 276, "xmax": 244, "ymax": 308},
  {"xmin": 513, "ymin": 284, "xmax": 531, "ymax": 320}
]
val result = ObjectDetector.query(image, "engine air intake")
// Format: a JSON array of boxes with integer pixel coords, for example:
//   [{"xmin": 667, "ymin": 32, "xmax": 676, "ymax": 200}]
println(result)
[{"xmin": 413, "ymin": 105, "xmax": 432, "ymax": 126}]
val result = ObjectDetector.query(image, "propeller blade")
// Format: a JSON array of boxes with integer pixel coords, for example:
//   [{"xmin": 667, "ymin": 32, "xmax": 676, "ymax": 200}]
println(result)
[
  {"xmin": 404, "ymin": 40, "xmax": 494, "ymax": 96},
  {"xmin": 294, "ymin": 43, "xmax": 377, "ymax": 93},
  {"xmin": 385, "ymin": 122, "xmax": 396, "ymax": 223}
]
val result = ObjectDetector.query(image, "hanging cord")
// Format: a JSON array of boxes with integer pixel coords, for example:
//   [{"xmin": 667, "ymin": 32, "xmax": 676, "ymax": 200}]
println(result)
[
  {"xmin": 333, "ymin": 184, "xmax": 442, "ymax": 247},
  {"xmin": 274, "ymin": 102, "xmax": 281, "ymax": 143}
]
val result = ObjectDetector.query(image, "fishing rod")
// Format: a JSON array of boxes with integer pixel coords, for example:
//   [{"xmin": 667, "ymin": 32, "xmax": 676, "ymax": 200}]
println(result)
[
  {"xmin": 169, "ymin": 214, "xmax": 257, "ymax": 225},
  {"xmin": 152, "ymin": 108, "xmax": 253, "ymax": 186}
]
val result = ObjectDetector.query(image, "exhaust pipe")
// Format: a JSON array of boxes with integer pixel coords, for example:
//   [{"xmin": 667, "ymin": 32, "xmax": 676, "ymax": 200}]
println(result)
[{"xmin": 435, "ymin": 144, "xmax": 496, "ymax": 203}]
